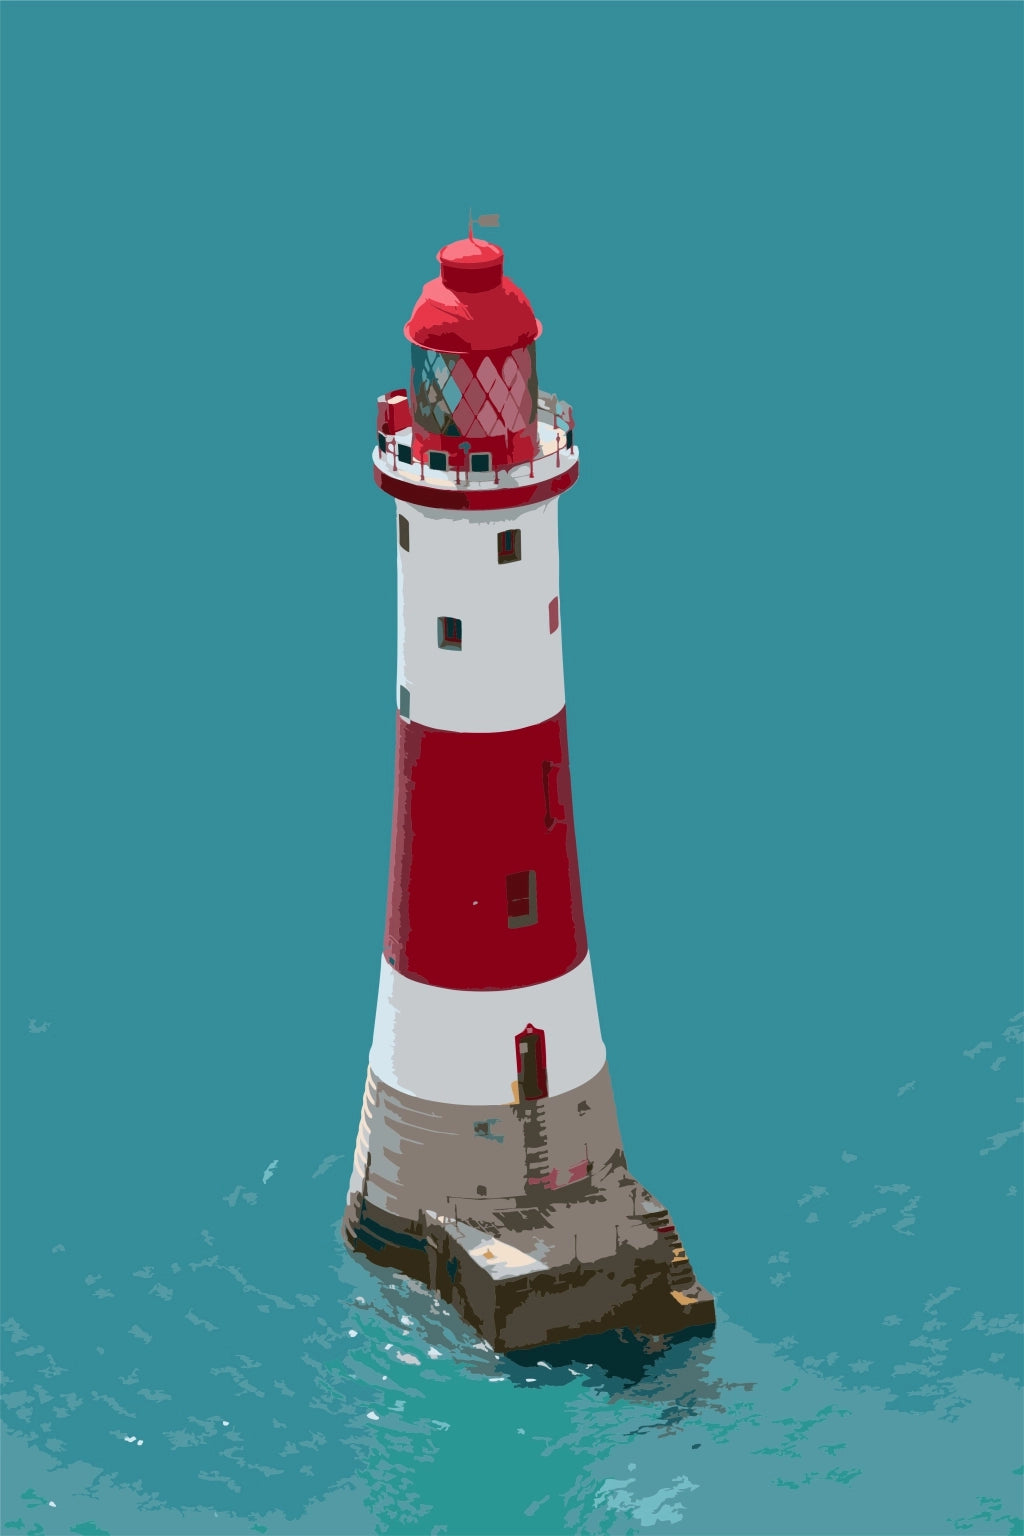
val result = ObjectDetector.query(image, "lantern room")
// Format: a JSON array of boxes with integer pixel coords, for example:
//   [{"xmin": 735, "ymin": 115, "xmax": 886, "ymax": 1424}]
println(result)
[{"xmin": 404, "ymin": 239, "xmax": 543, "ymax": 475}]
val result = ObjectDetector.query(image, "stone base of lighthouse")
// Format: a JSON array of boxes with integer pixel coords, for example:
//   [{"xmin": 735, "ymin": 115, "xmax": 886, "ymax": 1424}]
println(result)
[{"xmin": 343, "ymin": 1064, "xmax": 715, "ymax": 1353}]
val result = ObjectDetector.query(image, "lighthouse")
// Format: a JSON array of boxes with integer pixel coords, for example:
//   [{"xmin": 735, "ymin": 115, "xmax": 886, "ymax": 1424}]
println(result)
[{"xmin": 345, "ymin": 233, "xmax": 715, "ymax": 1352}]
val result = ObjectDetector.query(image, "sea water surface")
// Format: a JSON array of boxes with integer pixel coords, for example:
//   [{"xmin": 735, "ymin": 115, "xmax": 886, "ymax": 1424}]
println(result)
[
  {"xmin": 2, "ymin": 1005, "xmax": 1022, "ymax": 1535},
  {"xmin": 3, "ymin": 2, "xmax": 1022, "ymax": 1533}
]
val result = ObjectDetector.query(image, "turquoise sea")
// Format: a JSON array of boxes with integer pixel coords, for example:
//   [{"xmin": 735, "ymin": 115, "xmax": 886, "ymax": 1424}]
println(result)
[{"xmin": 2, "ymin": 4, "xmax": 1021, "ymax": 1533}]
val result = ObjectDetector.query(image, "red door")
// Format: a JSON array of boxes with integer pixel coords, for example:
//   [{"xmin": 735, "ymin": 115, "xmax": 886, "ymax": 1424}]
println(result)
[{"xmin": 514, "ymin": 1024, "xmax": 548, "ymax": 1100}]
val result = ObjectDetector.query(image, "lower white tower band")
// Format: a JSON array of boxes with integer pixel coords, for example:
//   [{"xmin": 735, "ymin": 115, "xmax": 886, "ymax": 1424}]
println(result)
[{"xmin": 369, "ymin": 953, "xmax": 605, "ymax": 1104}]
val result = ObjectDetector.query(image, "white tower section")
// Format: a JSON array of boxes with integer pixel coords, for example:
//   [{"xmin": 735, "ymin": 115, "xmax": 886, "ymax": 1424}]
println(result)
[
  {"xmin": 395, "ymin": 495, "xmax": 564, "ymax": 735},
  {"xmin": 369, "ymin": 953, "xmax": 606, "ymax": 1104}
]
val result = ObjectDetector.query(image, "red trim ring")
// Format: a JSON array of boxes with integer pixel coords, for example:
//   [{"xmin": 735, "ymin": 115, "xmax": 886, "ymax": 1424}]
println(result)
[{"xmin": 373, "ymin": 458, "xmax": 579, "ymax": 511}]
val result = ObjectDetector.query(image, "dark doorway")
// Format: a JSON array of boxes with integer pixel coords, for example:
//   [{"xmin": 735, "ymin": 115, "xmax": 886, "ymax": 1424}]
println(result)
[{"xmin": 515, "ymin": 1023, "xmax": 548, "ymax": 1100}]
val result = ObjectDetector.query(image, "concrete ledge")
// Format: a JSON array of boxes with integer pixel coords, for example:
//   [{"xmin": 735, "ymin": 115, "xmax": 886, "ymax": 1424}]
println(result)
[{"xmin": 345, "ymin": 1195, "xmax": 716, "ymax": 1354}]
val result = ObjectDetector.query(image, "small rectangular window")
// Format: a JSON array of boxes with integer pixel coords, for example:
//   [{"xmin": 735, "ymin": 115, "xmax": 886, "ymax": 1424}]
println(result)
[
  {"xmin": 497, "ymin": 528, "xmax": 521, "ymax": 564},
  {"xmin": 377, "ymin": 433, "xmax": 387, "ymax": 454},
  {"xmin": 428, "ymin": 450, "xmax": 448, "ymax": 472},
  {"xmin": 565, "ymin": 429, "xmax": 574, "ymax": 450},
  {"xmin": 438, "ymin": 616, "xmax": 462, "ymax": 651},
  {"xmin": 398, "ymin": 442, "xmax": 413, "ymax": 465},
  {"xmin": 471, "ymin": 452, "xmax": 491, "ymax": 473},
  {"xmin": 549, "ymin": 596, "xmax": 560, "ymax": 633},
  {"xmin": 506, "ymin": 870, "xmax": 537, "ymax": 928},
  {"xmin": 398, "ymin": 514, "xmax": 410, "ymax": 551},
  {"xmin": 399, "ymin": 685, "xmax": 411, "ymax": 719}
]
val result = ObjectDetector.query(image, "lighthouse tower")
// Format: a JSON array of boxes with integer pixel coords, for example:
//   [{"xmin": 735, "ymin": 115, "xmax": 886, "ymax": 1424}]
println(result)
[{"xmin": 345, "ymin": 234, "xmax": 714, "ymax": 1351}]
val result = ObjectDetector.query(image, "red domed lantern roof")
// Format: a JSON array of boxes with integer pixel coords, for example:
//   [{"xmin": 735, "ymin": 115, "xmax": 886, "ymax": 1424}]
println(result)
[{"xmin": 405, "ymin": 238, "xmax": 542, "ymax": 355}]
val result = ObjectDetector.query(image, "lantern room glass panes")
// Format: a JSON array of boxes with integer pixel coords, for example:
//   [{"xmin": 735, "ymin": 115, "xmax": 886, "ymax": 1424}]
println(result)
[{"xmin": 411, "ymin": 344, "xmax": 539, "ymax": 441}]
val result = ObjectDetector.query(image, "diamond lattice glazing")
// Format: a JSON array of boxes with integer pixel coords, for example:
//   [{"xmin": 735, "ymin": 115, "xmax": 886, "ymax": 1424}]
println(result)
[{"xmin": 411, "ymin": 346, "xmax": 538, "ymax": 441}]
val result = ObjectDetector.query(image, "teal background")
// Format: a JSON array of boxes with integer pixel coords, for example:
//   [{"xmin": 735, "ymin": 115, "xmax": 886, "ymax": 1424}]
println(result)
[{"xmin": 2, "ymin": 3, "xmax": 1021, "ymax": 1533}]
